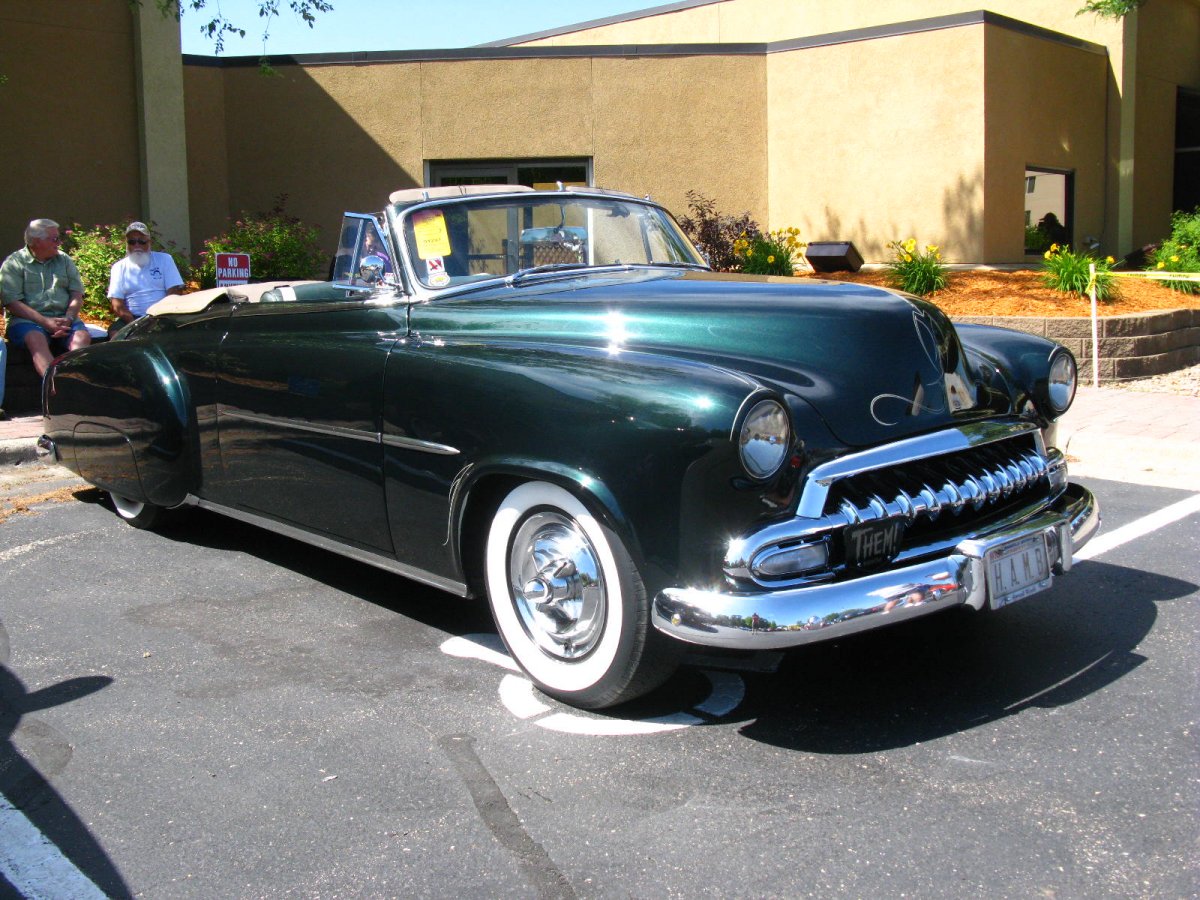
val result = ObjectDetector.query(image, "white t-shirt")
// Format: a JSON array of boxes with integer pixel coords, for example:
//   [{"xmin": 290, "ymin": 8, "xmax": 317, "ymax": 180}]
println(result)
[{"xmin": 108, "ymin": 251, "xmax": 185, "ymax": 317}]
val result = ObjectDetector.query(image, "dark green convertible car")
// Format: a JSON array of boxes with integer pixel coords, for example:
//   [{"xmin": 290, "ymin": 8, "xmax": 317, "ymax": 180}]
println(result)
[{"xmin": 39, "ymin": 185, "xmax": 1099, "ymax": 709}]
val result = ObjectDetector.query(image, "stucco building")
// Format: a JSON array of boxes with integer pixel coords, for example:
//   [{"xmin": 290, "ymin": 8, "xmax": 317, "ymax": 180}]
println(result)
[{"xmin": 2, "ymin": 0, "xmax": 1197, "ymax": 264}]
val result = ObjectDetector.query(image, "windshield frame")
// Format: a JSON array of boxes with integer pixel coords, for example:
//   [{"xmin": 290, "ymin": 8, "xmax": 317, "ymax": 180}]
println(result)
[{"xmin": 387, "ymin": 189, "xmax": 708, "ymax": 300}]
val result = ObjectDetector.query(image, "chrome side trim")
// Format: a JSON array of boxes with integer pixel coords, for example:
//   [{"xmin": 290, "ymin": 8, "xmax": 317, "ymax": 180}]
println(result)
[
  {"xmin": 380, "ymin": 433, "xmax": 461, "ymax": 455},
  {"xmin": 654, "ymin": 483, "xmax": 1099, "ymax": 651},
  {"xmin": 219, "ymin": 408, "xmax": 378, "ymax": 445},
  {"xmin": 182, "ymin": 495, "xmax": 470, "ymax": 597},
  {"xmin": 218, "ymin": 408, "xmax": 461, "ymax": 456},
  {"xmin": 797, "ymin": 421, "xmax": 1041, "ymax": 518}
]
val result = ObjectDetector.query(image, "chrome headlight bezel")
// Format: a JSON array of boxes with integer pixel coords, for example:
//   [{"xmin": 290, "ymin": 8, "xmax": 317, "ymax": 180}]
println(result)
[
  {"xmin": 1046, "ymin": 349, "xmax": 1077, "ymax": 415},
  {"xmin": 737, "ymin": 397, "xmax": 791, "ymax": 480}
]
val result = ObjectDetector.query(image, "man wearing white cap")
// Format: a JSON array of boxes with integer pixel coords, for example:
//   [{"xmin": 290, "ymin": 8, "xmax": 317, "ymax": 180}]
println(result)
[{"xmin": 107, "ymin": 222, "xmax": 184, "ymax": 329}]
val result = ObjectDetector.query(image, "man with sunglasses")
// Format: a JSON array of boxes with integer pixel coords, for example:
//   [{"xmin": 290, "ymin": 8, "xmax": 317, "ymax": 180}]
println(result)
[
  {"xmin": 1, "ymin": 218, "xmax": 90, "ymax": 394},
  {"xmin": 107, "ymin": 221, "xmax": 184, "ymax": 331}
]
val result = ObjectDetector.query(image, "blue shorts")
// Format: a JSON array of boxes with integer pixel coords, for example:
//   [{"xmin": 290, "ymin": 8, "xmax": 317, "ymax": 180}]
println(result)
[{"xmin": 7, "ymin": 317, "xmax": 88, "ymax": 348}]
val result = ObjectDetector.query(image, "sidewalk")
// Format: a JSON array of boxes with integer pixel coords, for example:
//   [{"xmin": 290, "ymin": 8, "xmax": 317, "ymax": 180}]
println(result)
[{"xmin": 3, "ymin": 387, "xmax": 1196, "ymax": 489}]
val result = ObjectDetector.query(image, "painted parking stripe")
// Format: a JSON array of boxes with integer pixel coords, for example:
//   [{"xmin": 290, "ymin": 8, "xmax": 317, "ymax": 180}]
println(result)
[
  {"xmin": 1075, "ymin": 493, "xmax": 1200, "ymax": 563},
  {"xmin": 0, "ymin": 531, "xmax": 96, "ymax": 565},
  {"xmin": 0, "ymin": 795, "xmax": 106, "ymax": 900},
  {"xmin": 441, "ymin": 634, "xmax": 746, "ymax": 734}
]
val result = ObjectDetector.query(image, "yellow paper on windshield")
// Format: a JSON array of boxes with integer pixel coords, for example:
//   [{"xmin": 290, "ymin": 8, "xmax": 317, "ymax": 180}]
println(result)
[{"xmin": 412, "ymin": 209, "xmax": 451, "ymax": 259}]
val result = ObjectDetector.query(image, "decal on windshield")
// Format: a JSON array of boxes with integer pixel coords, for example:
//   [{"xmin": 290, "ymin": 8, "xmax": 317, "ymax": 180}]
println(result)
[
  {"xmin": 412, "ymin": 209, "xmax": 451, "ymax": 259},
  {"xmin": 427, "ymin": 256, "xmax": 450, "ymax": 287}
]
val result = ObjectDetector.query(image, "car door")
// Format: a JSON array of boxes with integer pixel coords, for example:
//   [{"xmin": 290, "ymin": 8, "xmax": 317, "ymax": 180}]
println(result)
[{"xmin": 215, "ymin": 282, "xmax": 408, "ymax": 554}]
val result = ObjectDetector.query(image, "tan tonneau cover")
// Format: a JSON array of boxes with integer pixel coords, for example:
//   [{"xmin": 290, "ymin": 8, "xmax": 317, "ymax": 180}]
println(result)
[{"xmin": 147, "ymin": 281, "xmax": 321, "ymax": 316}]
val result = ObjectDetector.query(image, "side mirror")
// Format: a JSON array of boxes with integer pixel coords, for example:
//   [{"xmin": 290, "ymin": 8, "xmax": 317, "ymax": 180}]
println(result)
[{"xmin": 359, "ymin": 255, "xmax": 386, "ymax": 284}]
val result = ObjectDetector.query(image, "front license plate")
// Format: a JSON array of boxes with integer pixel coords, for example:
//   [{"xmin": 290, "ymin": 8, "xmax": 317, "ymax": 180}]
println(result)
[{"xmin": 986, "ymin": 534, "xmax": 1052, "ymax": 610}]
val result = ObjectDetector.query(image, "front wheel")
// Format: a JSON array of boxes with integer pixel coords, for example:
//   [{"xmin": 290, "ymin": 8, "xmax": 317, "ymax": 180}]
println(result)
[
  {"xmin": 485, "ymin": 481, "xmax": 679, "ymax": 709},
  {"xmin": 110, "ymin": 492, "xmax": 166, "ymax": 530}
]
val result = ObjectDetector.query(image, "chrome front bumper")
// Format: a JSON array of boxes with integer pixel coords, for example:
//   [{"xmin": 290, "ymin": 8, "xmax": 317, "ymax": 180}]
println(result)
[{"xmin": 652, "ymin": 483, "xmax": 1100, "ymax": 650}]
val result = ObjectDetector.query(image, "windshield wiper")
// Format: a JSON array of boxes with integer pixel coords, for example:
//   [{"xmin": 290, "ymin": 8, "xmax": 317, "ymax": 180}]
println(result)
[
  {"xmin": 639, "ymin": 261, "xmax": 709, "ymax": 270},
  {"xmin": 508, "ymin": 263, "xmax": 591, "ymax": 285}
]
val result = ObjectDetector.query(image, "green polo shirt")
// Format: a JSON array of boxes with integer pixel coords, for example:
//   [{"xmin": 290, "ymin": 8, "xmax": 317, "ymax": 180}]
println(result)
[{"xmin": 0, "ymin": 247, "xmax": 85, "ymax": 317}]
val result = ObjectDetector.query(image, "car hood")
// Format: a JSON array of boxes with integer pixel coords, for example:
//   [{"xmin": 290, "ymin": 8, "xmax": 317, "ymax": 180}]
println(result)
[{"xmin": 417, "ymin": 269, "xmax": 1003, "ymax": 447}]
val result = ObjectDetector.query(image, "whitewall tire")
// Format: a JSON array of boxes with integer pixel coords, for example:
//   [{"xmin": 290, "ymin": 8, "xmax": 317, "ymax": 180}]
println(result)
[{"xmin": 485, "ymin": 481, "xmax": 678, "ymax": 709}]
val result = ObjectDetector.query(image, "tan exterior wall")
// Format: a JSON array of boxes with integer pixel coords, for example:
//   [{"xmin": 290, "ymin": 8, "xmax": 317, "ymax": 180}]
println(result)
[
  {"xmin": 767, "ymin": 27, "xmax": 987, "ymax": 262},
  {"xmin": 132, "ymin": 4, "xmax": 191, "ymax": 250},
  {"xmin": 983, "ymin": 28, "xmax": 1108, "ymax": 262},
  {"xmin": 187, "ymin": 54, "xmax": 767, "ymax": 256},
  {"xmin": 0, "ymin": 2, "xmax": 142, "ymax": 242},
  {"xmin": 517, "ymin": 0, "xmax": 1199, "ymax": 256},
  {"xmin": 517, "ymin": 0, "xmax": 1125, "ymax": 68},
  {"xmin": 182, "ymin": 66, "xmax": 232, "ymax": 249},
  {"xmin": 1131, "ymin": 0, "xmax": 1200, "ymax": 249}
]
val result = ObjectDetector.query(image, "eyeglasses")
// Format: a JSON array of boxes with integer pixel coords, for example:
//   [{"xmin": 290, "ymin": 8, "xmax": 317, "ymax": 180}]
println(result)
[
  {"xmin": 40, "ymin": 235, "xmax": 62, "ymax": 244},
  {"xmin": 127, "ymin": 238, "xmax": 149, "ymax": 246}
]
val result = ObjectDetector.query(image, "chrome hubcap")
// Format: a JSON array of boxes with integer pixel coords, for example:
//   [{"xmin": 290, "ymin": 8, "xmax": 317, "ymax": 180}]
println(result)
[{"xmin": 509, "ymin": 511, "xmax": 606, "ymax": 660}]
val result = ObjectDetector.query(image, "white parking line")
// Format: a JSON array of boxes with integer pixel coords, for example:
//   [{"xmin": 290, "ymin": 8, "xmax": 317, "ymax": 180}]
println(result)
[
  {"xmin": 0, "ymin": 796, "xmax": 106, "ymax": 900},
  {"xmin": 441, "ymin": 634, "xmax": 747, "ymax": 735},
  {"xmin": 1075, "ymin": 493, "xmax": 1200, "ymax": 563},
  {"xmin": 0, "ymin": 531, "xmax": 95, "ymax": 565}
]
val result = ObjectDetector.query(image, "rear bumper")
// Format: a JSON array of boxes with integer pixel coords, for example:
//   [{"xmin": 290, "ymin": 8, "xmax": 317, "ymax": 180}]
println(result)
[
  {"xmin": 36, "ymin": 434, "xmax": 58, "ymax": 463},
  {"xmin": 651, "ymin": 482, "xmax": 1100, "ymax": 650}
]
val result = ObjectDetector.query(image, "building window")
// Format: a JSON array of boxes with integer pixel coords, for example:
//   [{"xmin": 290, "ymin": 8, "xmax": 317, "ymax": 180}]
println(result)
[
  {"xmin": 1024, "ymin": 167, "xmax": 1073, "ymax": 254},
  {"xmin": 427, "ymin": 159, "xmax": 591, "ymax": 190}
]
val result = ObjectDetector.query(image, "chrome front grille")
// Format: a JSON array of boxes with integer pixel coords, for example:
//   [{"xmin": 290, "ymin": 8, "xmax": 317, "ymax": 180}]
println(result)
[
  {"xmin": 826, "ymin": 439, "xmax": 1049, "ymax": 526},
  {"xmin": 727, "ymin": 423, "xmax": 1062, "ymax": 587}
]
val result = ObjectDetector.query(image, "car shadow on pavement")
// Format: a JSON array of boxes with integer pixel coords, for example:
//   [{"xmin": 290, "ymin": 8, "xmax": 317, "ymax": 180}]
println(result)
[
  {"xmin": 738, "ymin": 558, "xmax": 1193, "ymax": 753},
  {"xmin": 0, "ymin": 621, "xmax": 131, "ymax": 898},
  {"xmin": 153, "ymin": 507, "xmax": 498, "ymax": 631}
]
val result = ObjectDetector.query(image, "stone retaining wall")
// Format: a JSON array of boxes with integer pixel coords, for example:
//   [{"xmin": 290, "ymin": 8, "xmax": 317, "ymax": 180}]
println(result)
[{"xmin": 954, "ymin": 308, "xmax": 1200, "ymax": 382}]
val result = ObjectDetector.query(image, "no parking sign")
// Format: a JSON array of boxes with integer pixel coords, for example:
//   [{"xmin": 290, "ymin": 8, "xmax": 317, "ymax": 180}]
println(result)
[{"xmin": 216, "ymin": 252, "xmax": 251, "ymax": 286}]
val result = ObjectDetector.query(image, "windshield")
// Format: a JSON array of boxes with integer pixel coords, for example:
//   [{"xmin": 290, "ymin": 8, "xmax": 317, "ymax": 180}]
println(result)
[{"xmin": 395, "ymin": 194, "xmax": 707, "ymax": 289}]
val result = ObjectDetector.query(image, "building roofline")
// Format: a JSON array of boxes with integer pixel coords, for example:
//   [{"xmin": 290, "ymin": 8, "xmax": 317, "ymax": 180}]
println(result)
[
  {"xmin": 181, "ymin": 9, "xmax": 1105, "ymax": 69},
  {"xmin": 478, "ymin": 0, "xmax": 727, "ymax": 48}
]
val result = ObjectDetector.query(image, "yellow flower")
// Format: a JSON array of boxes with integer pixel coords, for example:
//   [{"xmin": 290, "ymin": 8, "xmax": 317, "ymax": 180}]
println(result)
[
  {"xmin": 925, "ymin": 244, "xmax": 938, "ymax": 254},
  {"xmin": 1171, "ymin": 255, "xmax": 1180, "ymax": 262},
  {"xmin": 1044, "ymin": 250, "xmax": 1052, "ymax": 260},
  {"xmin": 767, "ymin": 255, "xmax": 775, "ymax": 264},
  {"xmin": 903, "ymin": 253, "xmax": 913, "ymax": 263},
  {"xmin": 1049, "ymin": 243, "xmax": 1059, "ymax": 253},
  {"xmin": 1157, "ymin": 261, "xmax": 1165, "ymax": 269},
  {"xmin": 903, "ymin": 238, "xmax": 917, "ymax": 253},
  {"xmin": 1105, "ymin": 256, "xmax": 1115, "ymax": 265}
]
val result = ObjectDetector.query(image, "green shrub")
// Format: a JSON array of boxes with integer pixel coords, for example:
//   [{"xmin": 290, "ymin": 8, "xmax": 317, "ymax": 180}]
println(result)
[
  {"xmin": 62, "ymin": 222, "xmax": 191, "ymax": 323},
  {"xmin": 1025, "ymin": 224, "xmax": 1052, "ymax": 254},
  {"xmin": 1040, "ymin": 244, "xmax": 1117, "ymax": 301},
  {"xmin": 196, "ymin": 196, "xmax": 325, "ymax": 288},
  {"xmin": 677, "ymin": 191, "xmax": 762, "ymax": 272},
  {"xmin": 1147, "ymin": 207, "xmax": 1200, "ymax": 294},
  {"xmin": 885, "ymin": 238, "xmax": 949, "ymax": 296},
  {"xmin": 734, "ymin": 227, "xmax": 805, "ymax": 276}
]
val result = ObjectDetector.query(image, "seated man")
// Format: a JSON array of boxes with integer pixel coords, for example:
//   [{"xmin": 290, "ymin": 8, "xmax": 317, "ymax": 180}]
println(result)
[
  {"xmin": 0, "ymin": 218, "xmax": 90, "ymax": 379},
  {"xmin": 108, "ymin": 221, "xmax": 184, "ymax": 330}
]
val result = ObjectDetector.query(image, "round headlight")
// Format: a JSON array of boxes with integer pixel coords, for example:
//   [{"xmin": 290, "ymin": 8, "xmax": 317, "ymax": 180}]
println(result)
[
  {"xmin": 739, "ymin": 399, "xmax": 790, "ymax": 479},
  {"xmin": 1048, "ymin": 351, "xmax": 1077, "ymax": 414}
]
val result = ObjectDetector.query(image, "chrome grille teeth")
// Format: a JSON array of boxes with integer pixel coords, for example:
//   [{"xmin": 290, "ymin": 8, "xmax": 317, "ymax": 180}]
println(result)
[{"xmin": 826, "ymin": 441, "xmax": 1050, "ymax": 526}]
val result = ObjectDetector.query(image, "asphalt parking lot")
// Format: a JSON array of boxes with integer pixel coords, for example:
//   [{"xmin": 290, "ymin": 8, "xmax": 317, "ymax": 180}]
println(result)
[{"xmin": 1, "ymin": 469, "xmax": 1197, "ymax": 898}]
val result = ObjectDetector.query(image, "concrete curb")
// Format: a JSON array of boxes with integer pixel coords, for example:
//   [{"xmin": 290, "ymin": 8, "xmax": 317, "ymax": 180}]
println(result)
[{"xmin": 0, "ymin": 437, "xmax": 39, "ymax": 467}]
